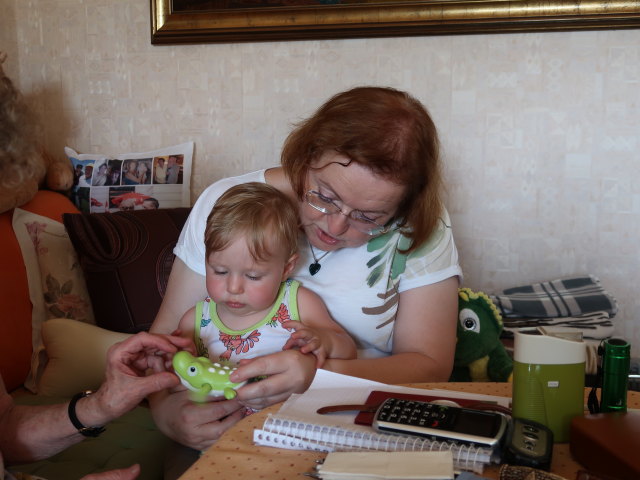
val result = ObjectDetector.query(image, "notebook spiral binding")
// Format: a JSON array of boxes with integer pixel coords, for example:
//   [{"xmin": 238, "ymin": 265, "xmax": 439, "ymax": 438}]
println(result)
[{"xmin": 253, "ymin": 414, "xmax": 492, "ymax": 473}]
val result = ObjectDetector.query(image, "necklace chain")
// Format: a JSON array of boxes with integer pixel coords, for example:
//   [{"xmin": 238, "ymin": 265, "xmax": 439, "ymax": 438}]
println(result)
[
  {"xmin": 310, "ymin": 245, "xmax": 330, "ymax": 263},
  {"xmin": 308, "ymin": 242, "xmax": 331, "ymax": 276}
]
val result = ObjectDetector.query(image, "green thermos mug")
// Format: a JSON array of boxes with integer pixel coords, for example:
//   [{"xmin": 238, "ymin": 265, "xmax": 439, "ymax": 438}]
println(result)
[{"xmin": 512, "ymin": 328, "xmax": 586, "ymax": 443}]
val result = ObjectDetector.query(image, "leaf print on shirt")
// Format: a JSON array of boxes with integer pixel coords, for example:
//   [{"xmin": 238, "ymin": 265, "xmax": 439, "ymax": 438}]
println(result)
[
  {"xmin": 219, "ymin": 330, "xmax": 261, "ymax": 360},
  {"xmin": 197, "ymin": 338, "xmax": 209, "ymax": 358},
  {"xmin": 363, "ymin": 219, "xmax": 450, "ymax": 327},
  {"xmin": 366, "ymin": 220, "xmax": 448, "ymax": 287},
  {"xmin": 201, "ymin": 298, "xmax": 212, "ymax": 328},
  {"xmin": 366, "ymin": 233, "xmax": 411, "ymax": 287}
]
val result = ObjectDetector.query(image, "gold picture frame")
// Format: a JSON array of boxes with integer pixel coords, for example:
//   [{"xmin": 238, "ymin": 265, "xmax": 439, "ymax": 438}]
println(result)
[{"xmin": 150, "ymin": 0, "xmax": 640, "ymax": 45}]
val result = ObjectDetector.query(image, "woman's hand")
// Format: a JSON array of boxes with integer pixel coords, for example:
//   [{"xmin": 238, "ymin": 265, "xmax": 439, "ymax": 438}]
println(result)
[
  {"xmin": 231, "ymin": 349, "xmax": 317, "ymax": 410},
  {"xmin": 149, "ymin": 389, "xmax": 246, "ymax": 451}
]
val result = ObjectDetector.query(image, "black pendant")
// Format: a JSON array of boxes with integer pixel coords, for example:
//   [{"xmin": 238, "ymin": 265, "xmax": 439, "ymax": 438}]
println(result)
[{"xmin": 309, "ymin": 262, "xmax": 321, "ymax": 276}]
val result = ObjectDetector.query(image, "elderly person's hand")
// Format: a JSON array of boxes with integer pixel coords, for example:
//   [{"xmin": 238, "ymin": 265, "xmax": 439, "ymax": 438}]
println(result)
[
  {"xmin": 87, "ymin": 332, "xmax": 193, "ymax": 426},
  {"xmin": 80, "ymin": 464, "xmax": 141, "ymax": 480},
  {"xmin": 0, "ymin": 332, "xmax": 196, "ymax": 469}
]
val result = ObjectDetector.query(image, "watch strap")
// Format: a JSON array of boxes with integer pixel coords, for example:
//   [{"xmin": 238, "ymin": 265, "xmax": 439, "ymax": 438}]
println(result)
[{"xmin": 68, "ymin": 390, "xmax": 106, "ymax": 437}]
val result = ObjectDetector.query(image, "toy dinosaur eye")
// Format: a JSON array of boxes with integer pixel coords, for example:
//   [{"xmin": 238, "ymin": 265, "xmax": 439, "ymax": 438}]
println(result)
[
  {"xmin": 459, "ymin": 308, "xmax": 480, "ymax": 333},
  {"xmin": 187, "ymin": 365, "xmax": 198, "ymax": 376}
]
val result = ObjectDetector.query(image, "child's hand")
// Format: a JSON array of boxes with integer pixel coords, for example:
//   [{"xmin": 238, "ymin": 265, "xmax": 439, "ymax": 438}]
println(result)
[
  {"xmin": 232, "ymin": 350, "xmax": 317, "ymax": 410},
  {"xmin": 281, "ymin": 321, "xmax": 327, "ymax": 367}
]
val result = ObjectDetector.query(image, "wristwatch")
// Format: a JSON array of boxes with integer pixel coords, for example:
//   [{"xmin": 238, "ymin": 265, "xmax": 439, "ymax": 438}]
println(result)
[{"xmin": 68, "ymin": 390, "xmax": 106, "ymax": 437}]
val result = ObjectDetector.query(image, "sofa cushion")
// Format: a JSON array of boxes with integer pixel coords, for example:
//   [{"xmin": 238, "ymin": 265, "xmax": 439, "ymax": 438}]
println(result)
[
  {"xmin": 0, "ymin": 191, "xmax": 80, "ymax": 392},
  {"xmin": 12, "ymin": 207, "xmax": 95, "ymax": 393},
  {"xmin": 38, "ymin": 318, "xmax": 131, "ymax": 397},
  {"xmin": 10, "ymin": 395, "xmax": 170, "ymax": 480},
  {"xmin": 62, "ymin": 208, "xmax": 191, "ymax": 333}
]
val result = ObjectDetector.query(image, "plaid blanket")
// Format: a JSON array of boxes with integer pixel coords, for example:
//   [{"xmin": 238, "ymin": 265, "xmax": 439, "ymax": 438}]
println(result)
[
  {"xmin": 501, "ymin": 310, "xmax": 614, "ymax": 340},
  {"xmin": 490, "ymin": 275, "xmax": 618, "ymax": 319}
]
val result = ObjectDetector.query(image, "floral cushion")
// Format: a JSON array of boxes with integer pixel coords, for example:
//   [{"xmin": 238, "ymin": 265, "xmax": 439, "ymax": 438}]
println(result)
[{"xmin": 12, "ymin": 207, "xmax": 94, "ymax": 393}]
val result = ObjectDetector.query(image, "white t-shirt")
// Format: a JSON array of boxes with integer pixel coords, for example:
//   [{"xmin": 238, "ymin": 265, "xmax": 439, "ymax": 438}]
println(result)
[{"xmin": 175, "ymin": 169, "xmax": 462, "ymax": 358}]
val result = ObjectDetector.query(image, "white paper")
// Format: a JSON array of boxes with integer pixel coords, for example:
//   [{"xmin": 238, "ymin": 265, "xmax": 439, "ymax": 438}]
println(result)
[
  {"xmin": 317, "ymin": 451, "xmax": 454, "ymax": 480},
  {"xmin": 278, "ymin": 369, "xmax": 510, "ymax": 428}
]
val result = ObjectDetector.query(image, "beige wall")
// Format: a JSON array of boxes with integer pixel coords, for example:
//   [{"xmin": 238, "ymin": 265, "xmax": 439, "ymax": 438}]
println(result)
[
  {"xmin": 1, "ymin": 1, "xmax": 18, "ymax": 80},
  {"xmin": 4, "ymin": 1, "xmax": 640, "ymax": 356}
]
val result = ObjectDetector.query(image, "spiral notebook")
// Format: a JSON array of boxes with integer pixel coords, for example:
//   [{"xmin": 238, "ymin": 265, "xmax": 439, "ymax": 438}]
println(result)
[{"xmin": 253, "ymin": 370, "xmax": 510, "ymax": 473}]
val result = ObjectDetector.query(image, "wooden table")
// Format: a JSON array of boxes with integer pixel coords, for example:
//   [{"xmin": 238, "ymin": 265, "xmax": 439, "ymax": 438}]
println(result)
[{"xmin": 178, "ymin": 383, "xmax": 640, "ymax": 480}]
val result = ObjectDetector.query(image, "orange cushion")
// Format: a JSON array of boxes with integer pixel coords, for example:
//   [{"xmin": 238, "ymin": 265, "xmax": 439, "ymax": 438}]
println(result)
[{"xmin": 0, "ymin": 191, "xmax": 78, "ymax": 392}]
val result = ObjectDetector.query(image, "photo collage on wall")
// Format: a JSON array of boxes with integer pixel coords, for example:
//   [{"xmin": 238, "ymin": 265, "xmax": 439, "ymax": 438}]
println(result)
[{"xmin": 65, "ymin": 142, "xmax": 193, "ymax": 213}]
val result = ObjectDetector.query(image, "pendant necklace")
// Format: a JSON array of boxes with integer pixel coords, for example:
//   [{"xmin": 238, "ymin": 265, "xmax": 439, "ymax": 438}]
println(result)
[{"xmin": 308, "ymin": 241, "xmax": 331, "ymax": 276}]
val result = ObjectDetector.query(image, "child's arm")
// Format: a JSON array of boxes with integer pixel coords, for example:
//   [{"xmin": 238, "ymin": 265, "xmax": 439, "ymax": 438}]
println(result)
[
  {"xmin": 282, "ymin": 286, "xmax": 357, "ymax": 367},
  {"xmin": 177, "ymin": 305, "xmax": 197, "ymax": 345}
]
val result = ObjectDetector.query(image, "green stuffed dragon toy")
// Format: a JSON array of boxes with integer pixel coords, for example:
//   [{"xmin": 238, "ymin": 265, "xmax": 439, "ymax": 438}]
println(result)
[{"xmin": 449, "ymin": 287, "xmax": 513, "ymax": 382}]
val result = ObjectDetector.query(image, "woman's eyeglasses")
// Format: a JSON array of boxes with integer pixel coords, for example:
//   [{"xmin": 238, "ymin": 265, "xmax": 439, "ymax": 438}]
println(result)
[{"xmin": 305, "ymin": 190, "xmax": 393, "ymax": 236}]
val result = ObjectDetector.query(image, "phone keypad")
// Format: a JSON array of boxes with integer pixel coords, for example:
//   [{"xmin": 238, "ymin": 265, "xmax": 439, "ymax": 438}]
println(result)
[
  {"xmin": 373, "ymin": 397, "xmax": 508, "ymax": 449},
  {"xmin": 376, "ymin": 398, "xmax": 455, "ymax": 429}
]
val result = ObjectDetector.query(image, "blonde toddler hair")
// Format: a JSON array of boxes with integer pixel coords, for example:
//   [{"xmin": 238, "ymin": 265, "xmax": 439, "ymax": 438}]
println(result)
[{"xmin": 205, "ymin": 182, "xmax": 299, "ymax": 262}]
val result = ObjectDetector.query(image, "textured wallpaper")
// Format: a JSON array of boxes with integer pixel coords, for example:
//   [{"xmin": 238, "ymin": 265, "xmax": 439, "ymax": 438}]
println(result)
[{"xmin": 4, "ymin": 0, "xmax": 640, "ymax": 356}]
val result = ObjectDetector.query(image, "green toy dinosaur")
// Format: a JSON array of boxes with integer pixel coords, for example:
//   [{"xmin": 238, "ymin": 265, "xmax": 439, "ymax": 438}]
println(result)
[
  {"xmin": 449, "ymin": 287, "xmax": 513, "ymax": 382},
  {"xmin": 172, "ymin": 351, "xmax": 247, "ymax": 402}
]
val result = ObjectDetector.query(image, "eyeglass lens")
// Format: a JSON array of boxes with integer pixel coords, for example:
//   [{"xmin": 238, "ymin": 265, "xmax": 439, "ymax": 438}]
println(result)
[{"xmin": 306, "ymin": 191, "xmax": 386, "ymax": 234}]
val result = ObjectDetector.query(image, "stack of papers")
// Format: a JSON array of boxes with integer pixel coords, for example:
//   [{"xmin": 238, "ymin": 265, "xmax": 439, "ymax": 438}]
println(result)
[{"xmin": 311, "ymin": 451, "xmax": 454, "ymax": 480}]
